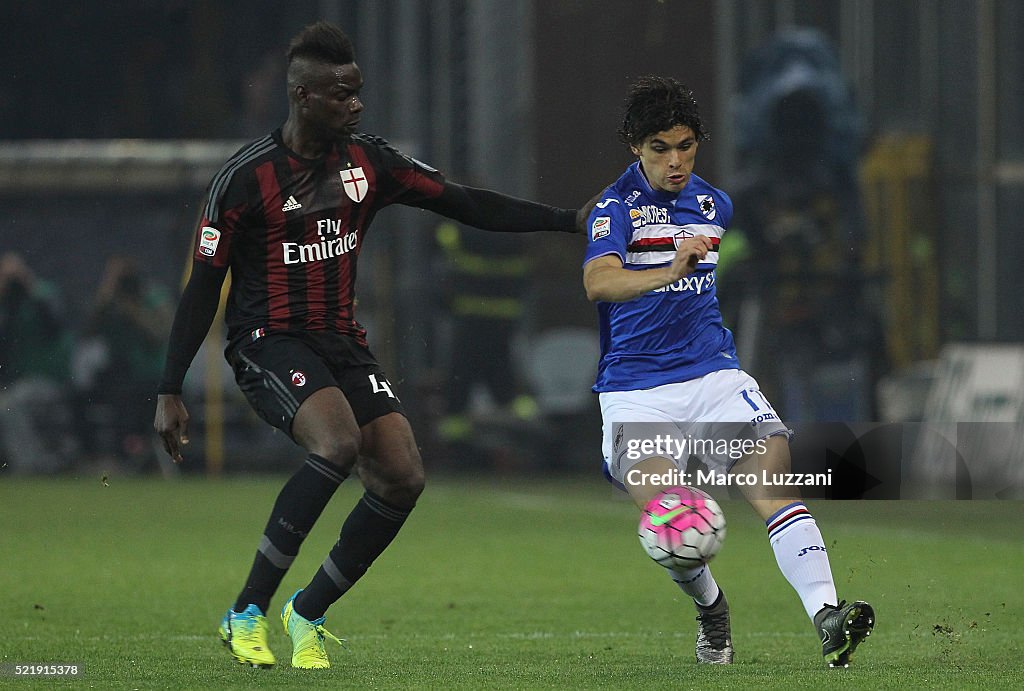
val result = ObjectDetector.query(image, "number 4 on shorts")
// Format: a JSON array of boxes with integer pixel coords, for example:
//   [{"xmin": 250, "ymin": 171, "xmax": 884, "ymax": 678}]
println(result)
[{"xmin": 368, "ymin": 373, "xmax": 397, "ymax": 398}]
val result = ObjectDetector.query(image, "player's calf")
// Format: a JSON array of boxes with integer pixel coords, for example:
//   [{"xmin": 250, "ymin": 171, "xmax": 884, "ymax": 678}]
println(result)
[{"xmin": 637, "ymin": 488, "xmax": 732, "ymax": 664}]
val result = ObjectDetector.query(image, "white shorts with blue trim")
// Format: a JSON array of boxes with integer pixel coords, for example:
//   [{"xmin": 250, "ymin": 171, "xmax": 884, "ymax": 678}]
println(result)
[{"xmin": 599, "ymin": 368, "xmax": 793, "ymax": 485}]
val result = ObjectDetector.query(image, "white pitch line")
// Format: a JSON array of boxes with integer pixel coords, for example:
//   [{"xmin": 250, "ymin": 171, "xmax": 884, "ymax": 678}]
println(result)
[{"xmin": 10, "ymin": 630, "xmax": 818, "ymax": 644}]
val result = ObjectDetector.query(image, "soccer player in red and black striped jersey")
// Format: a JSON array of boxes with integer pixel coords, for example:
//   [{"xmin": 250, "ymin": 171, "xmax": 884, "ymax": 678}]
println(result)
[{"xmin": 153, "ymin": 21, "xmax": 583, "ymax": 670}]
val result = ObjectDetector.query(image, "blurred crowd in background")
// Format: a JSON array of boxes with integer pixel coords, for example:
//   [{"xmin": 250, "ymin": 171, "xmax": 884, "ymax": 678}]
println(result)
[
  {"xmin": 3, "ymin": 1, "xmax": 1023, "ymax": 479},
  {"xmin": 0, "ymin": 251, "xmax": 172, "ymax": 473}
]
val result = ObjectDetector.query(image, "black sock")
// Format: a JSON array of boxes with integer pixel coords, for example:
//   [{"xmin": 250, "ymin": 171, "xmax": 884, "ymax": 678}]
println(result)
[
  {"xmin": 233, "ymin": 454, "xmax": 346, "ymax": 614},
  {"xmin": 293, "ymin": 491, "xmax": 412, "ymax": 620}
]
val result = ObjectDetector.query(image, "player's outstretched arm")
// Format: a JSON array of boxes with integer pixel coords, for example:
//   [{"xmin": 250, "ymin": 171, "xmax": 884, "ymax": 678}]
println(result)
[
  {"xmin": 415, "ymin": 181, "xmax": 580, "ymax": 233},
  {"xmin": 583, "ymin": 236, "xmax": 712, "ymax": 303},
  {"xmin": 153, "ymin": 261, "xmax": 227, "ymax": 462}
]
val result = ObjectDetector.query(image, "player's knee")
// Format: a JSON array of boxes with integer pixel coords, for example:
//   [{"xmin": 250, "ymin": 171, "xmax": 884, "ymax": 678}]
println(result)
[
  {"xmin": 312, "ymin": 433, "xmax": 361, "ymax": 470},
  {"xmin": 371, "ymin": 456, "xmax": 425, "ymax": 508},
  {"xmin": 387, "ymin": 465, "xmax": 425, "ymax": 507}
]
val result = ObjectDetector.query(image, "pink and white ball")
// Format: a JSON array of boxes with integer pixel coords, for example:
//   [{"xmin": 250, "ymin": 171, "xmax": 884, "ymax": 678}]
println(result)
[{"xmin": 638, "ymin": 487, "xmax": 726, "ymax": 569}]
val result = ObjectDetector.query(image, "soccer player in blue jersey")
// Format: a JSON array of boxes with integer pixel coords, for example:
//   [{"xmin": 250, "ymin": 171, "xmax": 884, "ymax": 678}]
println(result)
[{"xmin": 582, "ymin": 76, "xmax": 874, "ymax": 667}]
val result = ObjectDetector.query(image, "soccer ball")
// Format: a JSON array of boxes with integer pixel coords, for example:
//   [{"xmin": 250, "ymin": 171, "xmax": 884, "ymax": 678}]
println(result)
[{"xmin": 638, "ymin": 486, "xmax": 726, "ymax": 569}]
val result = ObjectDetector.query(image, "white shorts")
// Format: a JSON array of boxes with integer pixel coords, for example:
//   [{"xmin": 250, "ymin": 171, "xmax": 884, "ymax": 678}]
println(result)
[{"xmin": 599, "ymin": 369, "xmax": 792, "ymax": 484}]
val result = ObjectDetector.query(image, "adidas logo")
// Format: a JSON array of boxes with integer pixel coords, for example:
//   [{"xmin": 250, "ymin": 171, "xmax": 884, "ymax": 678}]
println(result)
[{"xmin": 282, "ymin": 195, "xmax": 302, "ymax": 212}]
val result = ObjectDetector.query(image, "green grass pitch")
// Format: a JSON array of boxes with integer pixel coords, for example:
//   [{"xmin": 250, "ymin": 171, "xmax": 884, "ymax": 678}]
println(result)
[{"xmin": 2, "ymin": 475, "xmax": 1022, "ymax": 689}]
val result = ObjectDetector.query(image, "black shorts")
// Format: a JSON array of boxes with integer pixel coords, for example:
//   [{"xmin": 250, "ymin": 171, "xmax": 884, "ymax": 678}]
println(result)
[{"xmin": 229, "ymin": 331, "xmax": 404, "ymax": 438}]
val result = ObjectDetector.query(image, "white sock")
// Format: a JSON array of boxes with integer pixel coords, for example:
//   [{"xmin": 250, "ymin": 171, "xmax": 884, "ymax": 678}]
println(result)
[
  {"xmin": 669, "ymin": 564, "xmax": 721, "ymax": 607},
  {"xmin": 766, "ymin": 502, "xmax": 838, "ymax": 620}
]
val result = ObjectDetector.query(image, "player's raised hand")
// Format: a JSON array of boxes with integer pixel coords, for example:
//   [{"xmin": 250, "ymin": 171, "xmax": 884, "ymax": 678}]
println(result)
[
  {"xmin": 154, "ymin": 394, "xmax": 190, "ymax": 463},
  {"xmin": 668, "ymin": 235, "xmax": 713, "ymax": 280}
]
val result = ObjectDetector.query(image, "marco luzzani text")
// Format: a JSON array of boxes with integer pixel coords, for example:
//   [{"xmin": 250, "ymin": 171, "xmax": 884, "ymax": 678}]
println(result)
[
  {"xmin": 625, "ymin": 467, "xmax": 833, "ymax": 488},
  {"xmin": 622, "ymin": 435, "xmax": 832, "ymax": 487}
]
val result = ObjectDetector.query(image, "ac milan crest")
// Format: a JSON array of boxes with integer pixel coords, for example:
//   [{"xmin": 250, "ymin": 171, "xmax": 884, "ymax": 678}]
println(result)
[{"xmin": 340, "ymin": 167, "xmax": 368, "ymax": 203}]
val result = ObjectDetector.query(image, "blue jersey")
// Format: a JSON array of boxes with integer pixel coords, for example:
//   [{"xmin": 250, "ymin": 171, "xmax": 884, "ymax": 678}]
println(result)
[{"xmin": 583, "ymin": 163, "xmax": 740, "ymax": 392}]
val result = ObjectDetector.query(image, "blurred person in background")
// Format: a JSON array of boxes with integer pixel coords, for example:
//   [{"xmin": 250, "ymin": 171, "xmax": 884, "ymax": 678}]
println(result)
[
  {"xmin": 434, "ymin": 221, "xmax": 534, "ymax": 444},
  {"xmin": 582, "ymin": 76, "xmax": 873, "ymax": 669},
  {"xmin": 0, "ymin": 251, "xmax": 75, "ymax": 473},
  {"xmin": 728, "ymin": 29, "xmax": 883, "ymax": 421},
  {"xmin": 75, "ymin": 255, "xmax": 172, "ymax": 471},
  {"xmin": 153, "ymin": 21, "xmax": 584, "ymax": 670}
]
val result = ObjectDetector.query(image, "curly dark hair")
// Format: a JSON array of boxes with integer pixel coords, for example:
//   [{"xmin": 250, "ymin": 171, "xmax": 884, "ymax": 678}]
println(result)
[
  {"xmin": 287, "ymin": 21, "xmax": 356, "ymax": 65},
  {"xmin": 617, "ymin": 76, "xmax": 709, "ymax": 146}
]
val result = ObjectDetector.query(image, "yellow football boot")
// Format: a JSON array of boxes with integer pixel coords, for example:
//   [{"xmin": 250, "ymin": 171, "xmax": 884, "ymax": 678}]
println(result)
[
  {"xmin": 281, "ymin": 590, "xmax": 344, "ymax": 669},
  {"xmin": 219, "ymin": 604, "xmax": 276, "ymax": 668}
]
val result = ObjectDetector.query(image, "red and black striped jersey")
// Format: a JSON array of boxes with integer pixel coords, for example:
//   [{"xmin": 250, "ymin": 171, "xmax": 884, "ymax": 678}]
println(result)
[{"xmin": 192, "ymin": 129, "xmax": 445, "ymax": 349}]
